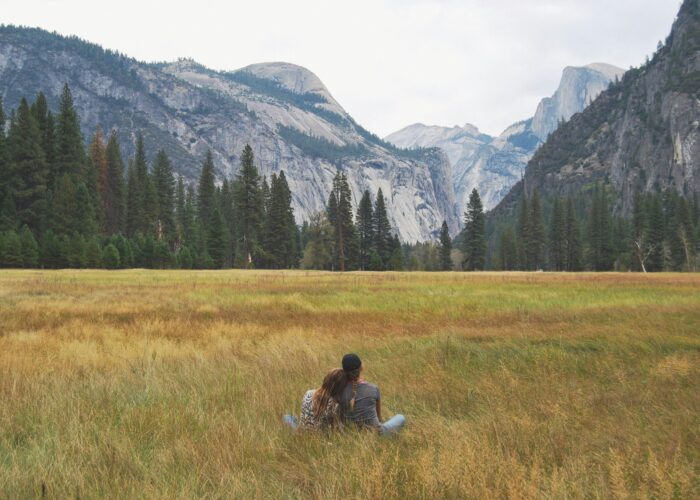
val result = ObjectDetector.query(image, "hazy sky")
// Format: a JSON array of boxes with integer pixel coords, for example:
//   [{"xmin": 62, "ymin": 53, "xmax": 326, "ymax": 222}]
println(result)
[{"xmin": 3, "ymin": 0, "xmax": 681, "ymax": 137}]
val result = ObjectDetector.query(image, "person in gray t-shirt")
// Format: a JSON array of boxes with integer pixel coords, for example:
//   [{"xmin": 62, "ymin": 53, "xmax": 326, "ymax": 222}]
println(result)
[{"xmin": 340, "ymin": 353, "xmax": 405, "ymax": 436}]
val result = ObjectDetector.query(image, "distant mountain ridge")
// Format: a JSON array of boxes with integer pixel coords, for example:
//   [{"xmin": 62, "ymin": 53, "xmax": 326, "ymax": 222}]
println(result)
[
  {"xmin": 386, "ymin": 63, "xmax": 625, "ymax": 212},
  {"xmin": 490, "ymin": 0, "xmax": 700, "ymax": 221},
  {"xmin": 0, "ymin": 25, "xmax": 459, "ymax": 242}
]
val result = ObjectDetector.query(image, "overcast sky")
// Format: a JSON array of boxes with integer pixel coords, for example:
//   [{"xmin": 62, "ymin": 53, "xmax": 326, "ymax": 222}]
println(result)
[{"xmin": 3, "ymin": 0, "xmax": 681, "ymax": 137}]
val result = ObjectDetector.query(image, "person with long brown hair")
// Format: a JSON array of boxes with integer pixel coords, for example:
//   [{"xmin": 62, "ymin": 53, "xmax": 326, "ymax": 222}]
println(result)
[
  {"xmin": 283, "ymin": 368, "xmax": 346, "ymax": 431},
  {"xmin": 340, "ymin": 353, "xmax": 405, "ymax": 436}
]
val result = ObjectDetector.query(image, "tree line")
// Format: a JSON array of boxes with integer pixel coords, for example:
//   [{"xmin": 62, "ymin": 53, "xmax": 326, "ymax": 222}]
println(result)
[
  {"xmin": 0, "ymin": 84, "xmax": 410, "ymax": 271},
  {"xmin": 0, "ymin": 85, "xmax": 303, "ymax": 269},
  {"xmin": 489, "ymin": 186, "xmax": 700, "ymax": 272}
]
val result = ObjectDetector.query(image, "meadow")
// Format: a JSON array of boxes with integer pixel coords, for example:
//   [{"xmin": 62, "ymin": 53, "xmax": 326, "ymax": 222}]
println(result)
[{"xmin": 0, "ymin": 270, "xmax": 698, "ymax": 498}]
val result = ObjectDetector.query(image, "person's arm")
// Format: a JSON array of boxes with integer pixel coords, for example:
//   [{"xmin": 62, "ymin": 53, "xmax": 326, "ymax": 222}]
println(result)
[{"xmin": 376, "ymin": 397, "xmax": 382, "ymax": 422}]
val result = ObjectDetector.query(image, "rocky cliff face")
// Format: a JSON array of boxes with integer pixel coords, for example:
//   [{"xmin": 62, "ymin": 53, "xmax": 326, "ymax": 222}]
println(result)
[
  {"xmin": 386, "ymin": 64, "xmax": 624, "ymax": 213},
  {"xmin": 0, "ymin": 27, "xmax": 458, "ymax": 242},
  {"xmin": 491, "ymin": 0, "xmax": 700, "ymax": 220}
]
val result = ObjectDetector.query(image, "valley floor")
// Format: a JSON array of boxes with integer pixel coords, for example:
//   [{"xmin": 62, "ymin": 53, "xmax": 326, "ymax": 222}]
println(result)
[{"xmin": 1, "ymin": 270, "xmax": 698, "ymax": 498}]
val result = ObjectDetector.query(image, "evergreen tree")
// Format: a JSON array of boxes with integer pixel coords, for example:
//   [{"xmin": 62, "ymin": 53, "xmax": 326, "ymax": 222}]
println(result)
[
  {"xmin": 373, "ymin": 187, "xmax": 391, "ymax": 269},
  {"xmin": 55, "ymin": 84, "xmax": 84, "ymax": 179},
  {"xmin": 587, "ymin": 185, "xmax": 614, "ymax": 271},
  {"xmin": 527, "ymin": 190, "xmax": 545, "ymax": 270},
  {"xmin": 176, "ymin": 175, "xmax": 187, "ymax": 244},
  {"xmin": 51, "ymin": 174, "xmax": 79, "ymax": 235},
  {"xmin": 103, "ymin": 243, "xmax": 120, "ymax": 269},
  {"xmin": 564, "ymin": 198, "xmax": 582, "ymax": 271},
  {"xmin": 152, "ymin": 149, "xmax": 176, "ymax": 242},
  {"xmin": 463, "ymin": 188, "xmax": 486, "ymax": 271},
  {"xmin": 0, "ymin": 97, "xmax": 7, "ymax": 208},
  {"xmin": 197, "ymin": 150, "xmax": 216, "ymax": 243},
  {"xmin": 40, "ymin": 230, "xmax": 65, "ymax": 268},
  {"xmin": 89, "ymin": 128, "xmax": 107, "ymax": 198},
  {"xmin": 647, "ymin": 195, "xmax": 665, "ymax": 271},
  {"xmin": 1, "ymin": 230, "xmax": 23, "ymax": 267},
  {"xmin": 263, "ymin": 171, "xmax": 297, "ymax": 268},
  {"xmin": 125, "ymin": 159, "xmax": 140, "ymax": 237},
  {"xmin": 328, "ymin": 172, "xmax": 358, "ymax": 271},
  {"xmin": 356, "ymin": 189, "xmax": 374, "ymax": 270},
  {"xmin": 84, "ymin": 237, "xmax": 103, "ymax": 268},
  {"xmin": 104, "ymin": 131, "xmax": 126, "ymax": 235},
  {"xmin": 516, "ymin": 196, "xmax": 530, "ymax": 270},
  {"xmin": 7, "ymin": 98, "xmax": 47, "ymax": 232},
  {"xmin": 207, "ymin": 207, "xmax": 228, "ymax": 269},
  {"xmin": 177, "ymin": 246, "xmax": 193, "ymax": 269},
  {"xmin": 388, "ymin": 235, "xmax": 404, "ymax": 271},
  {"xmin": 549, "ymin": 197, "xmax": 566, "ymax": 271},
  {"xmin": 301, "ymin": 212, "xmax": 334, "ymax": 270},
  {"xmin": 75, "ymin": 182, "xmax": 97, "ymax": 236},
  {"xmin": 66, "ymin": 233, "xmax": 86, "ymax": 268},
  {"xmin": 439, "ymin": 220, "xmax": 452, "ymax": 271},
  {"xmin": 232, "ymin": 145, "xmax": 263, "ymax": 267},
  {"xmin": 19, "ymin": 225, "xmax": 39, "ymax": 267},
  {"xmin": 220, "ymin": 178, "xmax": 235, "ymax": 267},
  {"xmin": 496, "ymin": 226, "xmax": 518, "ymax": 270},
  {"xmin": 31, "ymin": 93, "xmax": 55, "ymax": 188}
]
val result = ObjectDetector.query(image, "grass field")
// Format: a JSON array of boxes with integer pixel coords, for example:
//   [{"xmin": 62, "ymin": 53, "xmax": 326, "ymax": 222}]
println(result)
[{"xmin": 0, "ymin": 270, "xmax": 698, "ymax": 498}]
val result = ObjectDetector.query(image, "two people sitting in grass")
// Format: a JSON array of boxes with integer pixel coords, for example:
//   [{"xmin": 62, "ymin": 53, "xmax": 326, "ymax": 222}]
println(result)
[{"xmin": 283, "ymin": 353, "xmax": 406, "ymax": 436}]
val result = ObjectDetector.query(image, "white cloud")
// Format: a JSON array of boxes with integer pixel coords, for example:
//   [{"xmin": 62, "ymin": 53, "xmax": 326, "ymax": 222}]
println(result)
[{"xmin": 2, "ymin": 0, "xmax": 680, "ymax": 136}]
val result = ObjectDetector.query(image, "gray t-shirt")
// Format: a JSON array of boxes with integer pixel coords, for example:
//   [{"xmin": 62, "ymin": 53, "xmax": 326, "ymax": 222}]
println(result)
[{"xmin": 341, "ymin": 382, "xmax": 381, "ymax": 428}]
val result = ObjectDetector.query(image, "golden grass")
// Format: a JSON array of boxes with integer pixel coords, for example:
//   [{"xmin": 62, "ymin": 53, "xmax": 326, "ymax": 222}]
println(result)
[{"xmin": 0, "ymin": 270, "xmax": 699, "ymax": 498}]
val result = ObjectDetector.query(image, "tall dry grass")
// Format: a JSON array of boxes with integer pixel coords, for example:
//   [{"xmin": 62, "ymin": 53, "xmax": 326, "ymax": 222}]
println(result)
[{"xmin": 0, "ymin": 270, "xmax": 698, "ymax": 498}]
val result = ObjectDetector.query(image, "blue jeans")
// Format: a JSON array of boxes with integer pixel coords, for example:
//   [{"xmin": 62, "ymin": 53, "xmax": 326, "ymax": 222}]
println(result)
[
  {"xmin": 283, "ymin": 414, "xmax": 299, "ymax": 430},
  {"xmin": 380, "ymin": 414, "xmax": 406, "ymax": 436}
]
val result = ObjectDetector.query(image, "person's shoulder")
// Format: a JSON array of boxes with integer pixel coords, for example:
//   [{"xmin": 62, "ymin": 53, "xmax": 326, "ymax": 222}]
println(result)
[
  {"xmin": 361, "ymin": 382, "xmax": 380, "ymax": 394},
  {"xmin": 304, "ymin": 389, "xmax": 315, "ymax": 397}
]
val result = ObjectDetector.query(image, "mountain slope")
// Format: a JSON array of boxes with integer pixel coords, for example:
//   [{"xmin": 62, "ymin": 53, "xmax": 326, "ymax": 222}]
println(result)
[
  {"xmin": 491, "ymin": 0, "xmax": 700, "ymax": 221},
  {"xmin": 386, "ymin": 64, "xmax": 624, "ymax": 212},
  {"xmin": 0, "ymin": 26, "xmax": 458, "ymax": 242}
]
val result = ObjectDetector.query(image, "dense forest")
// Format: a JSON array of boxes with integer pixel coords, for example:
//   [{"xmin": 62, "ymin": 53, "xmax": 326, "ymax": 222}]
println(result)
[
  {"xmin": 1, "ymin": 85, "xmax": 698, "ymax": 272},
  {"xmin": 0, "ymin": 85, "xmax": 408, "ymax": 270},
  {"xmin": 487, "ymin": 186, "xmax": 700, "ymax": 272}
]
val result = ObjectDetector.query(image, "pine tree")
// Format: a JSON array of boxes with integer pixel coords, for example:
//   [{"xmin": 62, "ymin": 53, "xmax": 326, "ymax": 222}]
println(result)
[
  {"xmin": 1, "ymin": 230, "xmax": 23, "ymax": 267},
  {"xmin": 152, "ymin": 149, "xmax": 176, "ymax": 242},
  {"xmin": 103, "ymin": 243, "xmax": 120, "ymax": 269},
  {"xmin": 439, "ymin": 220, "xmax": 452, "ymax": 270},
  {"xmin": 0, "ymin": 97, "xmax": 7, "ymax": 208},
  {"xmin": 31, "ymin": 93, "xmax": 55, "ymax": 188},
  {"xmin": 51, "ymin": 174, "xmax": 78, "ymax": 236},
  {"xmin": 84, "ymin": 236, "xmax": 103, "ymax": 268},
  {"xmin": 328, "ymin": 172, "xmax": 358, "ymax": 271},
  {"xmin": 647, "ymin": 195, "xmax": 665, "ymax": 271},
  {"xmin": 463, "ymin": 188, "xmax": 486, "ymax": 271},
  {"xmin": 263, "ymin": 171, "xmax": 298, "ymax": 268},
  {"xmin": 104, "ymin": 131, "xmax": 126, "ymax": 235},
  {"xmin": 55, "ymin": 84, "xmax": 84, "ymax": 179},
  {"xmin": 133, "ymin": 134, "xmax": 150, "ymax": 235},
  {"xmin": 527, "ymin": 190, "xmax": 545, "ymax": 270},
  {"xmin": 7, "ymin": 98, "xmax": 47, "ymax": 232},
  {"xmin": 496, "ymin": 226, "xmax": 518, "ymax": 270},
  {"xmin": 373, "ymin": 187, "xmax": 391, "ymax": 269},
  {"xmin": 516, "ymin": 196, "xmax": 529, "ymax": 270},
  {"xmin": 19, "ymin": 225, "xmax": 39, "ymax": 267},
  {"xmin": 89, "ymin": 127, "xmax": 108, "ymax": 231},
  {"xmin": 66, "ymin": 233, "xmax": 86, "ymax": 268},
  {"xmin": 207, "ymin": 207, "xmax": 227, "ymax": 268},
  {"xmin": 125, "ymin": 159, "xmax": 140, "ymax": 237},
  {"xmin": 356, "ymin": 189, "xmax": 374, "ymax": 270},
  {"xmin": 220, "ymin": 178, "xmax": 235, "ymax": 267},
  {"xmin": 564, "ymin": 198, "xmax": 582, "ymax": 271},
  {"xmin": 301, "ymin": 212, "xmax": 334, "ymax": 270},
  {"xmin": 549, "ymin": 197, "xmax": 566, "ymax": 270},
  {"xmin": 233, "ymin": 145, "xmax": 263, "ymax": 267},
  {"xmin": 197, "ymin": 150, "xmax": 216, "ymax": 249}
]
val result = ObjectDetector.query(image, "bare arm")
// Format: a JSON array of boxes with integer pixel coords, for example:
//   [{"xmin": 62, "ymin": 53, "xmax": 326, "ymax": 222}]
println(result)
[{"xmin": 376, "ymin": 398, "xmax": 382, "ymax": 422}]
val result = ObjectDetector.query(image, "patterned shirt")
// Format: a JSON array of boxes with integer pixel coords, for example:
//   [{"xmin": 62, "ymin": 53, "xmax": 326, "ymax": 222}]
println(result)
[{"xmin": 298, "ymin": 389, "xmax": 340, "ymax": 430}]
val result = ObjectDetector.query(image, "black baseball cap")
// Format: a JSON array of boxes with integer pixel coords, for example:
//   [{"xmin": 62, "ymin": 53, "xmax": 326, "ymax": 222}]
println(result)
[{"xmin": 342, "ymin": 353, "xmax": 362, "ymax": 372}]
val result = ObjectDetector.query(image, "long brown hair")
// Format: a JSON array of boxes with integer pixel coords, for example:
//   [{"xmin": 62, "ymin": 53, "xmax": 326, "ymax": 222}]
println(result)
[
  {"xmin": 344, "ymin": 367, "xmax": 361, "ymax": 413},
  {"xmin": 312, "ymin": 368, "xmax": 347, "ymax": 419}
]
